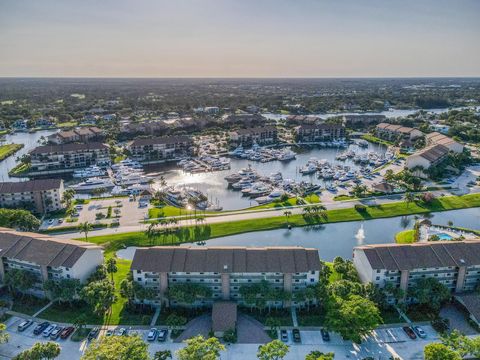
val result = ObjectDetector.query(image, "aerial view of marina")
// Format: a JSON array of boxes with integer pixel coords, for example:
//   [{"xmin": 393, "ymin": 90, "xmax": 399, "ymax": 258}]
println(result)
[{"xmin": 1, "ymin": 1, "xmax": 480, "ymax": 359}]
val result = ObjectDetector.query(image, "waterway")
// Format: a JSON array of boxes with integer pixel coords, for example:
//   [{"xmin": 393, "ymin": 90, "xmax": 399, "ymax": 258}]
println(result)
[
  {"xmin": 0, "ymin": 129, "xmax": 58, "ymax": 182},
  {"xmin": 147, "ymin": 141, "xmax": 387, "ymax": 211}
]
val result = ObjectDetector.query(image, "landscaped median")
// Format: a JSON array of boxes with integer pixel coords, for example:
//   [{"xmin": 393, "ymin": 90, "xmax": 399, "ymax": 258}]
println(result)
[
  {"xmin": 85, "ymin": 193, "xmax": 480, "ymax": 253},
  {"xmin": 0, "ymin": 143, "xmax": 23, "ymax": 162},
  {"xmin": 395, "ymin": 229, "xmax": 416, "ymax": 244}
]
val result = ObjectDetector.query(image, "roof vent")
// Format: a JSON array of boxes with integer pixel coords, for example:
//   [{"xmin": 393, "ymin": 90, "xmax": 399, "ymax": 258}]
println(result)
[
  {"xmin": 223, "ymin": 264, "xmax": 228, "ymax": 270},
  {"xmin": 459, "ymin": 259, "xmax": 466, "ymax": 264}
]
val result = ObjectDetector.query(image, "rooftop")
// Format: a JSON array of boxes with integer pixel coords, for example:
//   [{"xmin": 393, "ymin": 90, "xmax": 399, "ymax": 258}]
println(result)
[
  {"xmin": 0, "ymin": 179, "xmax": 62, "ymax": 194},
  {"xmin": 30, "ymin": 142, "xmax": 108, "ymax": 155},
  {"xmin": 130, "ymin": 135, "xmax": 191, "ymax": 147},
  {"xmin": 415, "ymin": 144, "xmax": 449, "ymax": 162},
  {"xmin": 0, "ymin": 228, "xmax": 101, "ymax": 268},
  {"xmin": 355, "ymin": 240, "xmax": 480, "ymax": 271},
  {"xmin": 212, "ymin": 302, "xmax": 237, "ymax": 333},
  {"xmin": 131, "ymin": 246, "xmax": 321, "ymax": 273}
]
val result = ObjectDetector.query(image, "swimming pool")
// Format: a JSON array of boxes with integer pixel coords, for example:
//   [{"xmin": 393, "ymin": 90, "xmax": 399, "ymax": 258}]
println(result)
[{"xmin": 436, "ymin": 233, "xmax": 453, "ymax": 241}]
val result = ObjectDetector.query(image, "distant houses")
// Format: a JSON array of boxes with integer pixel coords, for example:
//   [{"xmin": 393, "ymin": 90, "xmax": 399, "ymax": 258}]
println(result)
[
  {"xmin": 296, "ymin": 124, "xmax": 345, "ymax": 142},
  {"xmin": 229, "ymin": 126, "xmax": 278, "ymax": 146},
  {"xmin": 128, "ymin": 136, "xmax": 193, "ymax": 162}
]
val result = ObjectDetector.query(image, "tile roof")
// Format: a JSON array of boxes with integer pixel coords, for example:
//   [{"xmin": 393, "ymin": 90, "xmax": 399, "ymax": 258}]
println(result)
[
  {"xmin": 30, "ymin": 142, "xmax": 107, "ymax": 155},
  {"xmin": 212, "ymin": 302, "xmax": 237, "ymax": 332},
  {"xmin": 416, "ymin": 144, "xmax": 449, "ymax": 162},
  {"xmin": 233, "ymin": 126, "xmax": 277, "ymax": 135},
  {"xmin": 455, "ymin": 294, "xmax": 480, "ymax": 322},
  {"xmin": 132, "ymin": 246, "xmax": 321, "ymax": 273},
  {"xmin": 130, "ymin": 136, "xmax": 192, "ymax": 147},
  {"xmin": 0, "ymin": 228, "xmax": 101, "ymax": 268},
  {"xmin": 355, "ymin": 241, "xmax": 480, "ymax": 271},
  {"xmin": 0, "ymin": 179, "xmax": 62, "ymax": 194}
]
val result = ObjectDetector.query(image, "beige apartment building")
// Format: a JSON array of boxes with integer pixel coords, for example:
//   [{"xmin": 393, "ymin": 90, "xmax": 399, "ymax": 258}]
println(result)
[
  {"xmin": 0, "ymin": 179, "xmax": 64, "ymax": 213},
  {"xmin": 425, "ymin": 132, "xmax": 464, "ymax": 153},
  {"xmin": 0, "ymin": 228, "xmax": 103, "ymax": 298},
  {"xmin": 229, "ymin": 126, "xmax": 278, "ymax": 146},
  {"xmin": 128, "ymin": 136, "xmax": 193, "ymax": 162},
  {"xmin": 353, "ymin": 241, "xmax": 480, "ymax": 303},
  {"xmin": 131, "ymin": 246, "xmax": 321, "ymax": 308},
  {"xmin": 295, "ymin": 124, "xmax": 346, "ymax": 142},
  {"xmin": 376, "ymin": 123, "xmax": 423, "ymax": 141}
]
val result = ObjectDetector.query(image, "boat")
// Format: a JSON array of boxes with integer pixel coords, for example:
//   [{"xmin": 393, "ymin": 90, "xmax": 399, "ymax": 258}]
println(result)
[
  {"xmin": 73, "ymin": 165, "xmax": 106, "ymax": 178},
  {"xmin": 278, "ymin": 149, "xmax": 296, "ymax": 161},
  {"xmin": 71, "ymin": 178, "xmax": 115, "ymax": 192},
  {"xmin": 299, "ymin": 164, "xmax": 317, "ymax": 175},
  {"xmin": 115, "ymin": 174, "xmax": 153, "ymax": 186}
]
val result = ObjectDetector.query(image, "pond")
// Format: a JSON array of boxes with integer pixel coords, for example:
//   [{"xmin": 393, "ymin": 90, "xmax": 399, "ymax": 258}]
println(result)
[{"xmin": 117, "ymin": 207, "xmax": 480, "ymax": 262}]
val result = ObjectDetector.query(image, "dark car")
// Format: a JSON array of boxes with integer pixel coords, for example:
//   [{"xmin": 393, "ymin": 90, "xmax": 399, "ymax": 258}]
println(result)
[
  {"xmin": 280, "ymin": 329, "xmax": 288, "ymax": 342},
  {"xmin": 60, "ymin": 326, "xmax": 75, "ymax": 339},
  {"xmin": 292, "ymin": 328, "xmax": 301, "ymax": 343},
  {"xmin": 321, "ymin": 329, "xmax": 330, "ymax": 342},
  {"xmin": 33, "ymin": 322, "xmax": 50, "ymax": 335},
  {"xmin": 87, "ymin": 327, "xmax": 99, "ymax": 341},
  {"xmin": 403, "ymin": 326, "xmax": 417, "ymax": 340},
  {"xmin": 157, "ymin": 329, "xmax": 168, "ymax": 342}
]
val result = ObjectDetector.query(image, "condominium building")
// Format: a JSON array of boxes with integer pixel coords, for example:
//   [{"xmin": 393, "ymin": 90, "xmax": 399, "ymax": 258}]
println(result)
[
  {"xmin": 343, "ymin": 114, "xmax": 386, "ymax": 126},
  {"xmin": 48, "ymin": 127, "xmax": 104, "ymax": 144},
  {"xmin": 353, "ymin": 241, "xmax": 480, "ymax": 302},
  {"xmin": 128, "ymin": 136, "xmax": 193, "ymax": 162},
  {"xmin": 29, "ymin": 143, "xmax": 110, "ymax": 173},
  {"xmin": 376, "ymin": 123, "xmax": 423, "ymax": 141},
  {"xmin": 131, "ymin": 246, "xmax": 321, "ymax": 308},
  {"xmin": 406, "ymin": 144, "xmax": 450, "ymax": 176},
  {"xmin": 0, "ymin": 179, "xmax": 64, "ymax": 214},
  {"xmin": 296, "ymin": 124, "xmax": 346, "ymax": 142},
  {"xmin": 0, "ymin": 228, "xmax": 103, "ymax": 298},
  {"xmin": 425, "ymin": 132, "xmax": 464, "ymax": 153},
  {"xmin": 229, "ymin": 126, "xmax": 278, "ymax": 146}
]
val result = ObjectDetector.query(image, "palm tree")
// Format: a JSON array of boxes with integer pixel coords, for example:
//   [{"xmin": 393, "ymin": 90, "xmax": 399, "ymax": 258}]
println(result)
[
  {"xmin": 106, "ymin": 257, "xmax": 118, "ymax": 284},
  {"xmin": 145, "ymin": 222, "xmax": 158, "ymax": 245},
  {"xmin": 283, "ymin": 210, "xmax": 292, "ymax": 225},
  {"xmin": 302, "ymin": 207, "xmax": 311, "ymax": 217},
  {"xmin": 79, "ymin": 221, "xmax": 93, "ymax": 242},
  {"xmin": 404, "ymin": 191, "xmax": 416, "ymax": 208}
]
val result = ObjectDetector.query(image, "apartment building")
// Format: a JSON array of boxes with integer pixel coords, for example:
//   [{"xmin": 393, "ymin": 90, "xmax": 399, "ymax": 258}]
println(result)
[
  {"xmin": 0, "ymin": 179, "xmax": 64, "ymax": 214},
  {"xmin": 343, "ymin": 114, "xmax": 386, "ymax": 126},
  {"xmin": 353, "ymin": 241, "xmax": 480, "ymax": 302},
  {"xmin": 29, "ymin": 142, "xmax": 110, "ymax": 173},
  {"xmin": 376, "ymin": 123, "xmax": 423, "ymax": 141},
  {"xmin": 0, "ymin": 228, "xmax": 103, "ymax": 298},
  {"xmin": 406, "ymin": 144, "xmax": 450, "ymax": 176},
  {"xmin": 131, "ymin": 246, "xmax": 321, "ymax": 308},
  {"xmin": 48, "ymin": 127, "xmax": 103, "ymax": 144},
  {"xmin": 426, "ymin": 132, "xmax": 464, "ymax": 153},
  {"xmin": 296, "ymin": 124, "xmax": 346, "ymax": 142},
  {"xmin": 229, "ymin": 126, "xmax": 278, "ymax": 146},
  {"xmin": 128, "ymin": 136, "xmax": 193, "ymax": 162}
]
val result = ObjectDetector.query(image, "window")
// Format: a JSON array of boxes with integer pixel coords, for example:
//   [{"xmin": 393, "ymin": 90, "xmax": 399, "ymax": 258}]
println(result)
[
  {"xmin": 137, "ymin": 278, "xmax": 141, "ymax": 281},
  {"xmin": 376, "ymin": 277, "xmax": 380, "ymax": 280}
]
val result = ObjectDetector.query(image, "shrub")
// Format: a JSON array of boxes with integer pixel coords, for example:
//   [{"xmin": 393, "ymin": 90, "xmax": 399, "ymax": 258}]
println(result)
[
  {"xmin": 354, "ymin": 204, "xmax": 367, "ymax": 212},
  {"xmin": 222, "ymin": 328, "xmax": 237, "ymax": 343}
]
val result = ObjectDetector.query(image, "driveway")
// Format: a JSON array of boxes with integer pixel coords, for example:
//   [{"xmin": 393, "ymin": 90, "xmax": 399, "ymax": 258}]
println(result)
[
  {"xmin": 174, "ymin": 314, "xmax": 211, "ymax": 343},
  {"xmin": 236, "ymin": 314, "xmax": 270, "ymax": 344},
  {"xmin": 440, "ymin": 304, "xmax": 478, "ymax": 335}
]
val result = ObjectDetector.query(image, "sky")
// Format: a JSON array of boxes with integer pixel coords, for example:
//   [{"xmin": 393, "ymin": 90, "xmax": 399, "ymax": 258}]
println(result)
[{"xmin": 0, "ymin": 0, "xmax": 479, "ymax": 78}]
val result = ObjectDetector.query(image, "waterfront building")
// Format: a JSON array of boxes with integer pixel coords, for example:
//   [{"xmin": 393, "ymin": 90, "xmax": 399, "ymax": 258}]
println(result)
[
  {"xmin": 0, "ymin": 228, "xmax": 103, "ymax": 298},
  {"xmin": 405, "ymin": 144, "xmax": 450, "ymax": 176},
  {"xmin": 0, "ymin": 179, "xmax": 64, "ymax": 214},
  {"xmin": 229, "ymin": 126, "xmax": 278, "ymax": 146},
  {"xmin": 128, "ymin": 135, "xmax": 193, "ymax": 162},
  {"xmin": 131, "ymin": 246, "xmax": 321, "ymax": 308},
  {"xmin": 353, "ymin": 241, "xmax": 480, "ymax": 302},
  {"xmin": 375, "ymin": 123, "xmax": 423, "ymax": 141},
  {"xmin": 425, "ymin": 132, "xmax": 464, "ymax": 153},
  {"xmin": 29, "ymin": 142, "xmax": 110, "ymax": 173},
  {"xmin": 295, "ymin": 124, "xmax": 345, "ymax": 142},
  {"xmin": 343, "ymin": 114, "xmax": 386, "ymax": 126},
  {"xmin": 48, "ymin": 126, "xmax": 104, "ymax": 144}
]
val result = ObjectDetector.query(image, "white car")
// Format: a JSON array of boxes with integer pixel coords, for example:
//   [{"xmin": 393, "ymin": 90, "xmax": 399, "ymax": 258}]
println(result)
[
  {"xmin": 147, "ymin": 328, "xmax": 157, "ymax": 341},
  {"xmin": 42, "ymin": 324, "xmax": 56, "ymax": 337}
]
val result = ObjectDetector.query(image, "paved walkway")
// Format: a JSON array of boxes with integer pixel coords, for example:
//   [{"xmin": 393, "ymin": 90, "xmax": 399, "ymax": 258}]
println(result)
[
  {"xmin": 291, "ymin": 307, "xmax": 298, "ymax": 327},
  {"xmin": 150, "ymin": 307, "xmax": 161, "ymax": 327},
  {"xmin": 32, "ymin": 301, "xmax": 53, "ymax": 318}
]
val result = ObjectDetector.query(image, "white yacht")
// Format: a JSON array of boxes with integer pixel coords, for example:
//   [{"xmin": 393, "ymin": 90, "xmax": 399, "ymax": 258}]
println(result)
[{"xmin": 71, "ymin": 178, "xmax": 115, "ymax": 192}]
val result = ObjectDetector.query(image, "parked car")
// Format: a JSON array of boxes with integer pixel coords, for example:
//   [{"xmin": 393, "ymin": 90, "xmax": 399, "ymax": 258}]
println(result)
[
  {"xmin": 115, "ymin": 328, "xmax": 127, "ymax": 336},
  {"xmin": 402, "ymin": 326, "xmax": 417, "ymax": 340},
  {"xmin": 292, "ymin": 328, "xmax": 301, "ymax": 343},
  {"xmin": 50, "ymin": 326, "xmax": 63, "ymax": 340},
  {"xmin": 105, "ymin": 329, "xmax": 114, "ymax": 336},
  {"xmin": 413, "ymin": 325, "xmax": 427, "ymax": 338},
  {"xmin": 60, "ymin": 326, "xmax": 75, "ymax": 339},
  {"xmin": 87, "ymin": 327, "xmax": 99, "ymax": 340},
  {"xmin": 17, "ymin": 320, "xmax": 33, "ymax": 332},
  {"xmin": 147, "ymin": 328, "xmax": 158, "ymax": 341},
  {"xmin": 157, "ymin": 329, "xmax": 168, "ymax": 342},
  {"xmin": 42, "ymin": 324, "xmax": 57, "ymax": 337},
  {"xmin": 33, "ymin": 322, "xmax": 50, "ymax": 335},
  {"xmin": 280, "ymin": 329, "xmax": 288, "ymax": 342},
  {"xmin": 321, "ymin": 329, "xmax": 330, "ymax": 342}
]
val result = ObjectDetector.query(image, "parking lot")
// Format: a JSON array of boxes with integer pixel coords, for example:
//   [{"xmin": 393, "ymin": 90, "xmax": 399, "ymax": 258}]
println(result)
[{"xmin": 1, "ymin": 315, "xmax": 441, "ymax": 360}]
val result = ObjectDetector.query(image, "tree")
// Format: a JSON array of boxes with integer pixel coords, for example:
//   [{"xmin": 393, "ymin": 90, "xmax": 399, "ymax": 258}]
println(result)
[
  {"xmin": 404, "ymin": 191, "xmax": 416, "ymax": 208},
  {"xmin": 80, "ymin": 279, "xmax": 116, "ymax": 316},
  {"xmin": 165, "ymin": 313, "xmax": 187, "ymax": 331},
  {"xmin": 81, "ymin": 335, "xmax": 150, "ymax": 360},
  {"xmin": 176, "ymin": 335, "xmax": 225, "ymax": 360},
  {"xmin": 324, "ymin": 294, "xmax": 382, "ymax": 344},
  {"xmin": 106, "ymin": 257, "xmax": 118, "ymax": 283},
  {"xmin": 305, "ymin": 351, "xmax": 335, "ymax": 360},
  {"xmin": 384, "ymin": 169, "xmax": 395, "ymax": 183},
  {"xmin": 79, "ymin": 221, "xmax": 93, "ymax": 242},
  {"xmin": 13, "ymin": 341, "xmax": 61, "ymax": 360},
  {"xmin": 62, "ymin": 188, "xmax": 76, "ymax": 209},
  {"xmin": 4, "ymin": 268, "xmax": 37, "ymax": 297},
  {"xmin": 0, "ymin": 323, "xmax": 9, "ymax": 344},
  {"xmin": 352, "ymin": 184, "xmax": 368, "ymax": 198},
  {"xmin": 154, "ymin": 350, "xmax": 172, "ymax": 360},
  {"xmin": 43, "ymin": 278, "xmax": 82, "ymax": 303},
  {"xmin": 439, "ymin": 330, "xmax": 480, "ymax": 358},
  {"xmin": 424, "ymin": 343, "xmax": 461, "ymax": 360},
  {"xmin": 0, "ymin": 208, "xmax": 40, "ymax": 231},
  {"xmin": 407, "ymin": 278, "xmax": 450, "ymax": 311},
  {"xmin": 257, "ymin": 339, "xmax": 289, "ymax": 360},
  {"xmin": 283, "ymin": 210, "xmax": 292, "ymax": 225}
]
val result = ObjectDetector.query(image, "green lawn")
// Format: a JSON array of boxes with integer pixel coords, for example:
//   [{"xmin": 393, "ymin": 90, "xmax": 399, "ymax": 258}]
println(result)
[
  {"xmin": 11, "ymin": 296, "xmax": 49, "ymax": 316},
  {"xmin": 304, "ymin": 193, "xmax": 321, "ymax": 204},
  {"xmin": 86, "ymin": 193, "xmax": 480, "ymax": 253},
  {"xmin": 247, "ymin": 197, "xmax": 300, "ymax": 210},
  {"xmin": 395, "ymin": 229, "xmax": 416, "ymax": 244},
  {"xmin": 324, "ymin": 262, "xmax": 341, "ymax": 283},
  {"xmin": 297, "ymin": 307, "xmax": 325, "ymax": 326},
  {"xmin": 39, "ymin": 301, "xmax": 103, "ymax": 325},
  {"xmin": 381, "ymin": 307, "xmax": 404, "ymax": 324},
  {"xmin": 106, "ymin": 257, "xmax": 132, "ymax": 325},
  {"xmin": 8, "ymin": 162, "xmax": 30, "ymax": 175},
  {"xmin": 0, "ymin": 143, "xmax": 23, "ymax": 162},
  {"xmin": 361, "ymin": 134, "xmax": 394, "ymax": 146}
]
